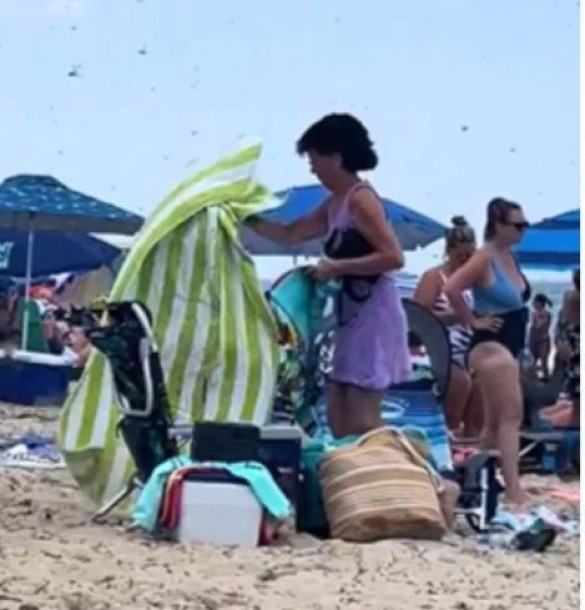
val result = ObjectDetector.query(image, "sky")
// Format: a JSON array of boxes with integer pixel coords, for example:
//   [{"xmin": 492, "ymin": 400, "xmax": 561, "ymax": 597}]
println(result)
[{"xmin": 0, "ymin": 0, "xmax": 579, "ymax": 279}]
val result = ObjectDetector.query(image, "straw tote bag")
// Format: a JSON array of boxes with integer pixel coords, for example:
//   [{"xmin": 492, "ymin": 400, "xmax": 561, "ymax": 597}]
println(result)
[{"xmin": 320, "ymin": 427, "xmax": 446, "ymax": 542}]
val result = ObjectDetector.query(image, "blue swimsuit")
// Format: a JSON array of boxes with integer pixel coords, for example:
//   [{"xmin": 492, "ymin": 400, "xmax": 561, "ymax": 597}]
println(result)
[{"xmin": 471, "ymin": 258, "xmax": 531, "ymax": 358}]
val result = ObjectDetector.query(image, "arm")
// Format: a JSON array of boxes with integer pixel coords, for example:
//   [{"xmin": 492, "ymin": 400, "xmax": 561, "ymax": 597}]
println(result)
[
  {"xmin": 413, "ymin": 269, "xmax": 463, "ymax": 325},
  {"xmin": 444, "ymin": 251, "xmax": 490, "ymax": 327},
  {"xmin": 247, "ymin": 200, "xmax": 329, "ymax": 245},
  {"xmin": 328, "ymin": 188, "xmax": 404, "ymax": 276}
]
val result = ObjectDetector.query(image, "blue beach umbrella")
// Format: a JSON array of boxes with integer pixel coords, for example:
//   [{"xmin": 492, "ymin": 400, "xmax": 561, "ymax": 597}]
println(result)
[
  {"xmin": 0, "ymin": 175, "xmax": 143, "ymax": 234},
  {"xmin": 515, "ymin": 209, "xmax": 580, "ymax": 271},
  {"xmin": 0, "ymin": 229, "xmax": 121, "ymax": 278},
  {"xmin": 241, "ymin": 184, "xmax": 446, "ymax": 256},
  {"xmin": 0, "ymin": 174, "xmax": 143, "ymax": 346}
]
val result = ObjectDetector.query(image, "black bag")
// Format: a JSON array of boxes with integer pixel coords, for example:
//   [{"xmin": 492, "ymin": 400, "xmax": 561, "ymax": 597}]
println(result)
[
  {"xmin": 191, "ymin": 421, "xmax": 260, "ymax": 463},
  {"xmin": 324, "ymin": 228, "xmax": 380, "ymax": 323}
]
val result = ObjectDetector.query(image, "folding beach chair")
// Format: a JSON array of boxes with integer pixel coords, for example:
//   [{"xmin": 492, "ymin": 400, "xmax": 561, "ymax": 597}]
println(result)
[
  {"xmin": 520, "ymin": 352, "xmax": 580, "ymax": 474},
  {"xmin": 86, "ymin": 301, "xmax": 183, "ymax": 520},
  {"xmin": 266, "ymin": 268, "xmax": 335, "ymax": 432}
]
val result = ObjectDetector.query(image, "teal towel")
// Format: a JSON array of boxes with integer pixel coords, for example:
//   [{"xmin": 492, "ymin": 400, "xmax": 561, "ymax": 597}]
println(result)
[{"xmin": 132, "ymin": 457, "xmax": 291, "ymax": 532}]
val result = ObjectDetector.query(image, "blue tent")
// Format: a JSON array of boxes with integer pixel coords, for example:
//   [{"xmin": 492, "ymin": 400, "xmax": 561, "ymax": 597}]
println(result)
[
  {"xmin": 0, "ymin": 175, "xmax": 143, "ymax": 234},
  {"xmin": 515, "ymin": 209, "xmax": 580, "ymax": 271},
  {"xmin": 0, "ymin": 229, "xmax": 121, "ymax": 278},
  {"xmin": 241, "ymin": 184, "xmax": 446, "ymax": 256}
]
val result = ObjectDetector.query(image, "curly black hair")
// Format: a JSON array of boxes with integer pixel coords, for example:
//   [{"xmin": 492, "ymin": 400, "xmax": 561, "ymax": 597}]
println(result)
[{"xmin": 296, "ymin": 113, "xmax": 378, "ymax": 173}]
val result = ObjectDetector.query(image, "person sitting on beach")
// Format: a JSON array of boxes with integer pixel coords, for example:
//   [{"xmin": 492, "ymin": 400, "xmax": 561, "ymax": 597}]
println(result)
[
  {"xmin": 63, "ymin": 323, "xmax": 92, "ymax": 368},
  {"xmin": 414, "ymin": 216, "xmax": 482, "ymax": 438},
  {"xmin": 247, "ymin": 113, "xmax": 410, "ymax": 438},
  {"xmin": 444, "ymin": 198, "xmax": 531, "ymax": 505},
  {"xmin": 540, "ymin": 268, "xmax": 580, "ymax": 428},
  {"xmin": 528, "ymin": 293, "xmax": 553, "ymax": 380}
]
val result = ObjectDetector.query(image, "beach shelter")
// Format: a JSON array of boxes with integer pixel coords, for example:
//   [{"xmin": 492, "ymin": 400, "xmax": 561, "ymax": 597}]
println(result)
[
  {"xmin": 0, "ymin": 229, "xmax": 121, "ymax": 278},
  {"xmin": 515, "ymin": 209, "xmax": 580, "ymax": 271},
  {"xmin": 0, "ymin": 175, "xmax": 142, "ymax": 345},
  {"xmin": 240, "ymin": 184, "xmax": 447, "ymax": 256},
  {"xmin": 58, "ymin": 142, "xmax": 281, "ymax": 507}
]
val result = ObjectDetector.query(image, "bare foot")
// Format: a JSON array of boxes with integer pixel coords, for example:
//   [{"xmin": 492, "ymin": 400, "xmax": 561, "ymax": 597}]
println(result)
[
  {"xmin": 503, "ymin": 489, "xmax": 530, "ymax": 509},
  {"xmin": 541, "ymin": 404, "xmax": 580, "ymax": 428},
  {"xmin": 540, "ymin": 399, "xmax": 572, "ymax": 418}
]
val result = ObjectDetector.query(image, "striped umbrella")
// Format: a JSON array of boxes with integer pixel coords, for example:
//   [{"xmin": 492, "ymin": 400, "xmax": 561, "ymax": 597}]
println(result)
[
  {"xmin": 515, "ymin": 209, "xmax": 580, "ymax": 271},
  {"xmin": 58, "ymin": 142, "xmax": 281, "ymax": 508}
]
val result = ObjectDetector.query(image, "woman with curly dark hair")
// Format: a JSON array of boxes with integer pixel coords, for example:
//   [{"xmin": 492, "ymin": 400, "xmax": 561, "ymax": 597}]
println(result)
[{"xmin": 248, "ymin": 113, "xmax": 410, "ymax": 437}]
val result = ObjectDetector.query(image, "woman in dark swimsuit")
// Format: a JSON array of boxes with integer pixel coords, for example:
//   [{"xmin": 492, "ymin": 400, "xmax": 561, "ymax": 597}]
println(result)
[{"xmin": 445, "ymin": 198, "xmax": 530, "ymax": 505}]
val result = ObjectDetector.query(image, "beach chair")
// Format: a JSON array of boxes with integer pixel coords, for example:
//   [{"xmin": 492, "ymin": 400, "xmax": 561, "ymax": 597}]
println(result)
[
  {"xmin": 520, "ymin": 357, "xmax": 580, "ymax": 473},
  {"xmin": 86, "ymin": 301, "xmax": 182, "ymax": 520},
  {"xmin": 399, "ymin": 300, "xmax": 501, "ymax": 532}
]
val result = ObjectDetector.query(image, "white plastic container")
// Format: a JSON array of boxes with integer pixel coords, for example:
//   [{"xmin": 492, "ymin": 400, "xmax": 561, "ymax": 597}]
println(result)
[{"xmin": 176, "ymin": 480, "xmax": 263, "ymax": 547}]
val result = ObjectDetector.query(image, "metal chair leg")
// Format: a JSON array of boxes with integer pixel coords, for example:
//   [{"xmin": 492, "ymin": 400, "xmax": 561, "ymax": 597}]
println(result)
[{"xmin": 91, "ymin": 476, "xmax": 138, "ymax": 522}]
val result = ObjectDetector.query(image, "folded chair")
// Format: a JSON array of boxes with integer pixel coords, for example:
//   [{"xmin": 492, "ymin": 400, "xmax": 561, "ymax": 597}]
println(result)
[
  {"xmin": 86, "ymin": 301, "xmax": 182, "ymax": 520},
  {"xmin": 267, "ymin": 268, "xmax": 335, "ymax": 432}
]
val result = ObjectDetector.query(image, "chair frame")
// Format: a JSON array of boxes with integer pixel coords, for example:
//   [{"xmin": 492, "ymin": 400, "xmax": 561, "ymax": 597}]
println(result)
[{"xmin": 90, "ymin": 302, "xmax": 190, "ymax": 521}]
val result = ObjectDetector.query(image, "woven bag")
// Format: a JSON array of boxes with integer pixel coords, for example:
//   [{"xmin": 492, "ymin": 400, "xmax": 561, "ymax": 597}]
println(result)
[{"xmin": 320, "ymin": 427, "xmax": 446, "ymax": 542}]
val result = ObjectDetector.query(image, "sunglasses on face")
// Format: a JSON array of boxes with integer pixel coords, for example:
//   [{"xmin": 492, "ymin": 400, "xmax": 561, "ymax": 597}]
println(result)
[{"xmin": 503, "ymin": 221, "xmax": 530, "ymax": 231}]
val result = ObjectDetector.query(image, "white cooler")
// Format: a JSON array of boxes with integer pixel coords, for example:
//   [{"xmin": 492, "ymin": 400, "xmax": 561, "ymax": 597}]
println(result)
[{"xmin": 176, "ymin": 478, "xmax": 263, "ymax": 547}]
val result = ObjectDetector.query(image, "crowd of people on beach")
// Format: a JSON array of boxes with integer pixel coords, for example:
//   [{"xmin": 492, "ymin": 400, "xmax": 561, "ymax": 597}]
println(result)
[
  {"xmin": 0, "ymin": 112, "xmax": 579, "ymax": 527},
  {"xmin": 248, "ymin": 112, "xmax": 580, "ymax": 509}
]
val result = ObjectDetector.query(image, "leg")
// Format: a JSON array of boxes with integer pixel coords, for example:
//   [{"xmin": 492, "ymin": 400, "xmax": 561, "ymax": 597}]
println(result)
[
  {"xmin": 462, "ymin": 379, "xmax": 484, "ymax": 438},
  {"xmin": 343, "ymin": 385, "xmax": 386, "ymax": 436},
  {"xmin": 539, "ymin": 341, "xmax": 551, "ymax": 380},
  {"xmin": 470, "ymin": 342, "xmax": 525, "ymax": 504},
  {"xmin": 326, "ymin": 382, "xmax": 348, "ymax": 438},
  {"xmin": 444, "ymin": 363, "xmax": 472, "ymax": 433}
]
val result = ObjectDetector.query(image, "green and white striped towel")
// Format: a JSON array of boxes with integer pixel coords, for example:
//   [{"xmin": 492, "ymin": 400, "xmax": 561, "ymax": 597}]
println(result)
[{"xmin": 58, "ymin": 142, "xmax": 281, "ymax": 507}]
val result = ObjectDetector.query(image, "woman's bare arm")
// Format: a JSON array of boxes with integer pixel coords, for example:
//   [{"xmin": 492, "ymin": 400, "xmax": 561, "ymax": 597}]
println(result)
[
  {"xmin": 247, "ymin": 200, "xmax": 329, "ymax": 245},
  {"xmin": 444, "ymin": 251, "xmax": 490, "ymax": 327},
  {"xmin": 413, "ymin": 269, "xmax": 464, "ymax": 325}
]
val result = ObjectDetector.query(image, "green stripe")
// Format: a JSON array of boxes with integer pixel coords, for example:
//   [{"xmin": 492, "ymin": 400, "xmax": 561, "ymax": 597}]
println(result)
[
  {"xmin": 74, "ymin": 355, "xmax": 106, "ymax": 447},
  {"xmin": 155, "ymin": 222, "xmax": 189, "ymax": 348},
  {"xmin": 239, "ymin": 256, "xmax": 279, "ymax": 421},
  {"xmin": 166, "ymin": 215, "xmax": 209, "ymax": 416},
  {"xmin": 191, "ymin": 236, "xmax": 221, "ymax": 421},
  {"xmin": 91, "ymin": 405, "xmax": 124, "ymax": 504},
  {"xmin": 135, "ymin": 249, "xmax": 155, "ymax": 303},
  {"xmin": 215, "ymin": 227, "xmax": 238, "ymax": 421}
]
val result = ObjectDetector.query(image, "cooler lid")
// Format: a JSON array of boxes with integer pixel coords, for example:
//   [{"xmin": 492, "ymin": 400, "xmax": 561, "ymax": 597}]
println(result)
[{"xmin": 260, "ymin": 425, "xmax": 304, "ymax": 440}]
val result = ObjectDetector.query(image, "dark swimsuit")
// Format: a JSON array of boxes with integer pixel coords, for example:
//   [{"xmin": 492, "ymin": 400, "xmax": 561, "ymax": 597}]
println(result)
[{"xmin": 470, "ymin": 258, "xmax": 531, "ymax": 358}]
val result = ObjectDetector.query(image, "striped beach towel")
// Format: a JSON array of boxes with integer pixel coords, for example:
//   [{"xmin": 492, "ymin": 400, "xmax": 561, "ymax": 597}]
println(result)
[{"xmin": 58, "ymin": 142, "xmax": 281, "ymax": 506}]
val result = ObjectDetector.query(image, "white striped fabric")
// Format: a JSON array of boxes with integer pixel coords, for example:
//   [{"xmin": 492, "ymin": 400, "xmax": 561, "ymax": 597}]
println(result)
[{"xmin": 58, "ymin": 142, "xmax": 281, "ymax": 507}]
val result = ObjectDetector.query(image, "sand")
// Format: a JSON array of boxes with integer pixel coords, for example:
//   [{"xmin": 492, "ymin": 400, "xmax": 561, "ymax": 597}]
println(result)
[{"xmin": 0, "ymin": 404, "xmax": 580, "ymax": 610}]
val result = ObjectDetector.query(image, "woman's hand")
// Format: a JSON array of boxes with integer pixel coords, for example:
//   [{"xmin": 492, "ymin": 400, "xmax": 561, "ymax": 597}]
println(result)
[
  {"xmin": 306, "ymin": 258, "xmax": 340, "ymax": 283},
  {"xmin": 471, "ymin": 315, "xmax": 503, "ymax": 332}
]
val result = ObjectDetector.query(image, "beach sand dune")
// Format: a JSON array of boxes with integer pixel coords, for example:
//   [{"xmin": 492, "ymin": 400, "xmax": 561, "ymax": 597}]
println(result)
[{"xmin": 0, "ymin": 405, "xmax": 579, "ymax": 610}]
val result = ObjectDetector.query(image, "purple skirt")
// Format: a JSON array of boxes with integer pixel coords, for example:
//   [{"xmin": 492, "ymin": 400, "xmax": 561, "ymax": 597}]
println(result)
[{"xmin": 329, "ymin": 276, "xmax": 411, "ymax": 391}]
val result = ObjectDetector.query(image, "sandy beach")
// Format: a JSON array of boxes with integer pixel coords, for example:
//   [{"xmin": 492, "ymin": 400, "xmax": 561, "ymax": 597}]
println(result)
[{"xmin": 0, "ymin": 404, "xmax": 579, "ymax": 610}]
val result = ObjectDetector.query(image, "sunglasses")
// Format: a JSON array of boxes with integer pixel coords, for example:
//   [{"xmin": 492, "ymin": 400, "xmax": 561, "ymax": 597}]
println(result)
[{"xmin": 503, "ymin": 221, "xmax": 530, "ymax": 231}]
